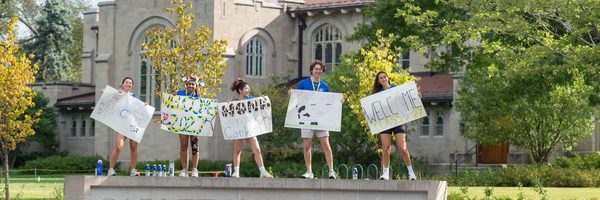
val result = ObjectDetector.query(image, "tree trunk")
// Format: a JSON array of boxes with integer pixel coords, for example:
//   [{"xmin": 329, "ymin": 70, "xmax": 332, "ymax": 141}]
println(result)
[{"xmin": 2, "ymin": 149, "xmax": 9, "ymax": 200}]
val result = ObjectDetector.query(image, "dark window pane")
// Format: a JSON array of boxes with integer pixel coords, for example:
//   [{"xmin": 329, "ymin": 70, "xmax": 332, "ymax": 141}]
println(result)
[
  {"xmin": 335, "ymin": 43, "xmax": 342, "ymax": 65},
  {"xmin": 315, "ymin": 44, "xmax": 322, "ymax": 61},
  {"xmin": 325, "ymin": 44, "xmax": 332, "ymax": 64}
]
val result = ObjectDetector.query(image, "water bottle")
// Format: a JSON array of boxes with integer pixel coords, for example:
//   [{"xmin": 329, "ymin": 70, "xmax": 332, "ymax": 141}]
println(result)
[
  {"xmin": 152, "ymin": 164, "xmax": 157, "ymax": 176},
  {"xmin": 352, "ymin": 167, "xmax": 358, "ymax": 180},
  {"xmin": 169, "ymin": 161, "xmax": 175, "ymax": 177},
  {"xmin": 224, "ymin": 163, "xmax": 232, "ymax": 177},
  {"xmin": 96, "ymin": 160, "xmax": 103, "ymax": 176},
  {"xmin": 145, "ymin": 164, "xmax": 151, "ymax": 176},
  {"xmin": 162, "ymin": 165, "xmax": 167, "ymax": 177},
  {"xmin": 159, "ymin": 165, "xmax": 164, "ymax": 176}
]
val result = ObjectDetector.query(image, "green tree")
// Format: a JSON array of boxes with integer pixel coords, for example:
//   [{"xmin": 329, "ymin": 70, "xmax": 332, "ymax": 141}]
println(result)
[
  {"xmin": 0, "ymin": 0, "xmax": 40, "ymax": 36},
  {"xmin": 24, "ymin": 0, "xmax": 72, "ymax": 81},
  {"xmin": 143, "ymin": 0, "xmax": 227, "ymax": 98},
  {"xmin": 9, "ymin": 91, "xmax": 58, "ymax": 168},
  {"xmin": 0, "ymin": 17, "xmax": 40, "ymax": 200},
  {"xmin": 352, "ymin": 0, "xmax": 600, "ymax": 163}
]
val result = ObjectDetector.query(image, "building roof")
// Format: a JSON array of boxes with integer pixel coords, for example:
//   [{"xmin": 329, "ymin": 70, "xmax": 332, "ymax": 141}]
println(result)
[
  {"xmin": 414, "ymin": 72, "xmax": 454, "ymax": 102},
  {"xmin": 55, "ymin": 92, "xmax": 96, "ymax": 108},
  {"xmin": 290, "ymin": 0, "xmax": 375, "ymax": 12}
]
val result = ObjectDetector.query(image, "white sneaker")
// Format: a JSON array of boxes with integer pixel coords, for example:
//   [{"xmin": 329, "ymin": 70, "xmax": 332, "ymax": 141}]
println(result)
[
  {"xmin": 379, "ymin": 173, "xmax": 389, "ymax": 180},
  {"xmin": 108, "ymin": 168, "xmax": 116, "ymax": 176},
  {"xmin": 301, "ymin": 171, "xmax": 314, "ymax": 179},
  {"xmin": 260, "ymin": 172, "xmax": 274, "ymax": 178},
  {"xmin": 231, "ymin": 171, "xmax": 240, "ymax": 178},
  {"xmin": 179, "ymin": 169, "xmax": 188, "ymax": 177},
  {"xmin": 408, "ymin": 172, "xmax": 417, "ymax": 181},
  {"xmin": 328, "ymin": 171, "xmax": 337, "ymax": 179},
  {"xmin": 191, "ymin": 168, "xmax": 199, "ymax": 177},
  {"xmin": 130, "ymin": 169, "xmax": 140, "ymax": 176}
]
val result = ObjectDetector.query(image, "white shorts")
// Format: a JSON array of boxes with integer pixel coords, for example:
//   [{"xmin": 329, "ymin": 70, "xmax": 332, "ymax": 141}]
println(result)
[{"xmin": 301, "ymin": 129, "xmax": 329, "ymax": 138}]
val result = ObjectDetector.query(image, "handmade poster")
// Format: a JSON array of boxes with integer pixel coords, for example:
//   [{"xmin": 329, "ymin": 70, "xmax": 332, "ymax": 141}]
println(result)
[
  {"xmin": 284, "ymin": 90, "xmax": 343, "ymax": 131},
  {"xmin": 218, "ymin": 97, "xmax": 272, "ymax": 140},
  {"xmin": 160, "ymin": 93, "xmax": 218, "ymax": 136},
  {"xmin": 360, "ymin": 81, "xmax": 427, "ymax": 135},
  {"xmin": 90, "ymin": 85, "xmax": 155, "ymax": 143}
]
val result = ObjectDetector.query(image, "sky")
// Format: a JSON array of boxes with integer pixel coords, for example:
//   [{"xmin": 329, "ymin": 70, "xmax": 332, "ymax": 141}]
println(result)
[
  {"xmin": 15, "ymin": 0, "xmax": 106, "ymax": 37},
  {"xmin": 86, "ymin": 0, "xmax": 104, "ymax": 8}
]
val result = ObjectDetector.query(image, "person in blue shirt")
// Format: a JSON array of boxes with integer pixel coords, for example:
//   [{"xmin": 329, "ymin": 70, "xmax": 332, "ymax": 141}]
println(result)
[
  {"xmin": 290, "ymin": 60, "xmax": 337, "ymax": 179},
  {"xmin": 108, "ymin": 77, "xmax": 143, "ymax": 176},
  {"xmin": 176, "ymin": 75, "xmax": 201, "ymax": 177},
  {"xmin": 228, "ymin": 78, "xmax": 273, "ymax": 178},
  {"xmin": 372, "ymin": 71, "xmax": 417, "ymax": 181}
]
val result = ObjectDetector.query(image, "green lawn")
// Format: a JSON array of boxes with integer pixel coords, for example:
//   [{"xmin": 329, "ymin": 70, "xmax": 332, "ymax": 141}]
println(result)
[
  {"xmin": 448, "ymin": 187, "xmax": 600, "ymax": 200},
  {"xmin": 5, "ymin": 174, "xmax": 600, "ymax": 199},
  {"xmin": 8, "ymin": 174, "xmax": 66, "ymax": 199}
]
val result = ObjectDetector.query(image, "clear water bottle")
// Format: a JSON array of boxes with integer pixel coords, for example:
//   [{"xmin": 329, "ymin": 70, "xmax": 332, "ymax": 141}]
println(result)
[
  {"xmin": 352, "ymin": 167, "xmax": 358, "ymax": 180},
  {"xmin": 152, "ymin": 164, "xmax": 157, "ymax": 176},
  {"xmin": 162, "ymin": 165, "xmax": 167, "ymax": 177},
  {"xmin": 96, "ymin": 160, "xmax": 103, "ymax": 176},
  {"xmin": 145, "ymin": 164, "xmax": 151, "ymax": 176},
  {"xmin": 169, "ymin": 161, "xmax": 175, "ymax": 177}
]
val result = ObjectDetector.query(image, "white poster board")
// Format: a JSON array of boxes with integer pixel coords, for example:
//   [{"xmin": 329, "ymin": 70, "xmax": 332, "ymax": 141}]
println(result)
[
  {"xmin": 160, "ymin": 93, "xmax": 218, "ymax": 136},
  {"xmin": 284, "ymin": 90, "xmax": 343, "ymax": 131},
  {"xmin": 360, "ymin": 81, "xmax": 427, "ymax": 135},
  {"xmin": 90, "ymin": 85, "xmax": 155, "ymax": 143},
  {"xmin": 218, "ymin": 97, "xmax": 273, "ymax": 140}
]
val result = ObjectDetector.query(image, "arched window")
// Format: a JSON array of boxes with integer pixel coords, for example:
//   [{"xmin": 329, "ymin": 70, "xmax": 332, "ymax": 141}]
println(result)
[
  {"xmin": 421, "ymin": 110, "xmax": 430, "ymax": 136},
  {"xmin": 138, "ymin": 27, "xmax": 163, "ymax": 109},
  {"xmin": 245, "ymin": 37, "xmax": 265, "ymax": 77},
  {"xmin": 312, "ymin": 24, "xmax": 342, "ymax": 70},
  {"xmin": 435, "ymin": 111, "xmax": 444, "ymax": 136}
]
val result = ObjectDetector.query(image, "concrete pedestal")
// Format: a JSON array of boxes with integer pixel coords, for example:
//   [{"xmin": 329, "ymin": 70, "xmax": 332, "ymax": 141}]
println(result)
[{"xmin": 65, "ymin": 176, "xmax": 447, "ymax": 200}]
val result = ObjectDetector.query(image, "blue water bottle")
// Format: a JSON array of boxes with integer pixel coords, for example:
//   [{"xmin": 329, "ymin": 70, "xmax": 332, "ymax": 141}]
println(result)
[
  {"xmin": 96, "ymin": 160, "xmax": 103, "ymax": 176},
  {"xmin": 162, "ymin": 165, "xmax": 167, "ymax": 177},
  {"xmin": 352, "ymin": 167, "xmax": 358, "ymax": 180},
  {"xmin": 152, "ymin": 164, "xmax": 157, "ymax": 176},
  {"xmin": 145, "ymin": 164, "xmax": 150, "ymax": 176},
  {"xmin": 224, "ymin": 163, "xmax": 232, "ymax": 177}
]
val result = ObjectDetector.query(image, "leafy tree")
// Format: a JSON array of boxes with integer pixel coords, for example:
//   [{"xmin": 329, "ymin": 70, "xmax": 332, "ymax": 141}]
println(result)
[
  {"xmin": 24, "ymin": 0, "xmax": 72, "ymax": 81},
  {"xmin": 0, "ymin": 17, "xmax": 40, "ymax": 200},
  {"xmin": 143, "ymin": 0, "xmax": 227, "ymax": 97},
  {"xmin": 0, "ymin": 0, "xmax": 40, "ymax": 36},
  {"xmin": 351, "ymin": 0, "xmax": 600, "ymax": 163},
  {"xmin": 10, "ymin": 91, "xmax": 59, "ymax": 167}
]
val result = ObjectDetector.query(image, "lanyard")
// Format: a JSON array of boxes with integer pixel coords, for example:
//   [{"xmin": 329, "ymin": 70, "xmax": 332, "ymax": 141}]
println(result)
[{"xmin": 311, "ymin": 80, "xmax": 321, "ymax": 91}]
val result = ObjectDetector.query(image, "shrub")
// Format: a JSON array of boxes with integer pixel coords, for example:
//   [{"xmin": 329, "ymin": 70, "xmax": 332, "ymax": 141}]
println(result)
[
  {"xmin": 22, "ymin": 154, "xmax": 106, "ymax": 174},
  {"xmin": 552, "ymin": 154, "xmax": 600, "ymax": 170}
]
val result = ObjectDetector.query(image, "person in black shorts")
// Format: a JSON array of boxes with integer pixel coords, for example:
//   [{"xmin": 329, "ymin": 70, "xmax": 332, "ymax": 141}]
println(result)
[{"xmin": 372, "ymin": 71, "xmax": 417, "ymax": 181}]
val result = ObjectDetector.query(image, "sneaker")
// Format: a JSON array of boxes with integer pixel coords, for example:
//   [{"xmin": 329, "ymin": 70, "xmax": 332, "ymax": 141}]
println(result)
[
  {"xmin": 260, "ymin": 172, "xmax": 274, "ymax": 178},
  {"xmin": 328, "ymin": 171, "xmax": 337, "ymax": 179},
  {"xmin": 130, "ymin": 169, "xmax": 140, "ymax": 176},
  {"xmin": 379, "ymin": 173, "xmax": 389, "ymax": 180},
  {"xmin": 408, "ymin": 172, "xmax": 417, "ymax": 181},
  {"xmin": 300, "ymin": 171, "xmax": 314, "ymax": 179},
  {"xmin": 179, "ymin": 169, "xmax": 188, "ymax": 177},
  {"xmin": 191, "ymin": 168, "xmax": 199, "ymax": 177},
  {"xmin": 108, "ymin": 168, "xmax": 116, "ymax": 176},
  {"xmin": 231, "ymin": 171, "xmax": 240, "ymax": 178}
]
